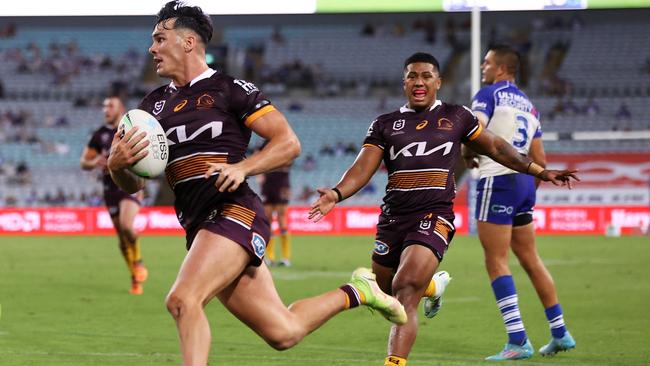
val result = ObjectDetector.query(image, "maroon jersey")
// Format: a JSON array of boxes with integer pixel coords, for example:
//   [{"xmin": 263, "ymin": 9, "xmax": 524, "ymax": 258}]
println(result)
[
  {"xmin": 87, "ymin": 125, "xmax": 122, "ymax": 195},
  {"xmin": 363, "ymin": 100, "xmax": 483, "ymax": 216},
  {"xmin": 138, "ymin": 69, "xmax": 275, "ymax": 231}
]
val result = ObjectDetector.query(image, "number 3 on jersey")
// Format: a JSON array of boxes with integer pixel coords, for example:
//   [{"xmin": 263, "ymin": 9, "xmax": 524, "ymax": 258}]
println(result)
[{"xmin": 513, "ymin": 114, "xmax": 529, "ymax": 149}]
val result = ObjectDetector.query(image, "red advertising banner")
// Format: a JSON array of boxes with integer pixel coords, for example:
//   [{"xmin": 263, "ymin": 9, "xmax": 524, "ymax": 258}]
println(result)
[{"xmin": 0, "ymin": 205, "xmax": 647, "ymax": 236}]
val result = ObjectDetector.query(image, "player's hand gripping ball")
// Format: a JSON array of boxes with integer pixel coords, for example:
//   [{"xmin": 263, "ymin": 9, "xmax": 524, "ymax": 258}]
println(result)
[{"xmin": 117, "ymin": 109, "xmax": 168, "ymax": 178}]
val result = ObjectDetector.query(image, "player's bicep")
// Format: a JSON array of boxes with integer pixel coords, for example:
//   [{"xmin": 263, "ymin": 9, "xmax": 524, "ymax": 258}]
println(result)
[
  {"xmin": 464, "ymin": 127, "xmax": 499, "ymax": 156},
  {"xmin": 336, "ymin": 144, "xmax": 384, "ymax": 191},
  {"xmin": 352, "ymin": 144, "xmax": 384, "ymax": 174},
  {"xmin": 248, "ymin": 109, "xmax": 297, "ymax": 143}
]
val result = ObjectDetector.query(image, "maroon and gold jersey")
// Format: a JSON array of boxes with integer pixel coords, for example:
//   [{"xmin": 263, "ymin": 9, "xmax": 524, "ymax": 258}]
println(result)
[
  {"xmin": 138, "ymin": 69, "xmax": 275, "ymax": 231},
  {"xmin": 363, "ymin": 100, "xmax": 482, "ymax": 216},
  {"xmin": 87, "ymin": 125, "xmax": 121, "ymax": 195}
]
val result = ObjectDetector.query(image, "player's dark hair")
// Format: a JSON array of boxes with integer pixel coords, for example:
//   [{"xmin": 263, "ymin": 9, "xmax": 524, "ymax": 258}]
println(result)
[
  {"xmin": 404, "ymin": 52, "xmax": 440, "ymax": 73},
  {"xmin": 156, "ymin": 1, "xmax": 213, "ymax": 45},
  {"xmin": 488, "ymin": 44, "xmax": 520, "ymax": 76}
]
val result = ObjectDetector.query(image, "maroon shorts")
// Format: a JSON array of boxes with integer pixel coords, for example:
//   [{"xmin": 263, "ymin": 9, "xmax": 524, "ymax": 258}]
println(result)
[
  {"xmin": 104, "ymin": 190, "xmax": 140, "ymax": 217},
  {"xmin": 261, "ymin": 172, "xmax": 290, "ymax": 205},
  {"xmin": 186, "ymin": 192, "xmax": 271, "ymax": 267},
  {"xmin": 262, "ymin": 185, "xmax": 290, "ymax": 205},
  {"xmin": 372, "ymin": 210, "xmax": 456, "ymax": 269}
]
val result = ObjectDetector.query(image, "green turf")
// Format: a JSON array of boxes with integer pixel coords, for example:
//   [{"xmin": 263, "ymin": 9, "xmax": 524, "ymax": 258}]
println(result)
[{"xmin": 0, "ymin": 235, "xmax": 648, "ymax": 365}]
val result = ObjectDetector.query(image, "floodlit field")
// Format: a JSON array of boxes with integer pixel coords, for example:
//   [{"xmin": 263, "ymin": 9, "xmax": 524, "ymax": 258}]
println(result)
[{"xmin": 0, "ymin": 234, "xmax": 648, "ymax": 365}]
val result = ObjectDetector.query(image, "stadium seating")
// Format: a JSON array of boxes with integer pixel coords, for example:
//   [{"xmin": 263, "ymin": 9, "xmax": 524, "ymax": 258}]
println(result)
[{"xmin": 1, "ymin": 12, "xmax": 649, "ymax": 207}]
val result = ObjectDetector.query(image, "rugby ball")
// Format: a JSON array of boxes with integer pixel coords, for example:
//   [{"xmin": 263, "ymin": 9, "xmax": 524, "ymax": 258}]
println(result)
[{"xmin": 118, "ymin": 109, "xmax": 168, "ymax": 178}]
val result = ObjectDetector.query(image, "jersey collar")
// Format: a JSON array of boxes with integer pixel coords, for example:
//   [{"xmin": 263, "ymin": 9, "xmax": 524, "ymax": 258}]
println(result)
[
  {"xmin": 400, "ymin": 99, "xmax": 441, "ymax": 113},
  {"xmin": 169, "ymin": 68, "xmax": 217, "ymax": 90}
]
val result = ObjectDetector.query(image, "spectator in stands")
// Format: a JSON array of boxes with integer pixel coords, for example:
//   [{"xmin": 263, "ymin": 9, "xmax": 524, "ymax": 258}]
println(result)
[
  {"xmin": 320, "ymin": 144, "xmax": 335, "ymax": 156},
  {"xmin": 52, "ymin": 188, "xmax": 67, "ymax": 206},
  {"xmin": 5, "ymin": 195, "xmax": 18, "ymax": 207},
  {"xmin": 614, "ymin": 102, "xmax": 632, "ymax": 120},
  {"xmin": 345, "ymin": 143, "xmax": 357, "ymax": 156},
  {"xmin": 582, "ymin": 97, "xmax": 600, "ymax": 116},
  {"xmin": 0, "ymin": 78, "xmax": 4, "ymax": 99},
  {"xmin": 302, "ymin": 154, "xmax": 317, "ymax": 171},
  {"xmin": 14, "ymin": 161, "xmax": 31, "ymax": 185},
  {"xmin": 562, "ymin": 98, "xmax": 580, "ymax": 115},
  {"xmin": 361, "ymin": 22, "xmax": 376, "ymax": 36},
  {"xmin": 288, "ymin": 100, "xmax": 304, "ymax": 112},
  {"xmin": 25, "ymin": 189, "xmax": 39, "ymax": 206}
]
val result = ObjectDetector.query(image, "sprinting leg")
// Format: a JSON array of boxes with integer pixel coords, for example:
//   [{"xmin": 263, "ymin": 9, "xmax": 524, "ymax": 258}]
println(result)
[
  {"xmin": 167, "ymin": 230, "xmax": 405, "ymax": 365},
  {"xmin": 374, "ymin": 245, "xmax": 438, "ymax": 365},
  {"xmin": 217, "ymin": 249, "xmax": 403, "ymax": 350},
  {"xmin": 166, "ymin": 230, "xmax": 251, "ymax": 366}
]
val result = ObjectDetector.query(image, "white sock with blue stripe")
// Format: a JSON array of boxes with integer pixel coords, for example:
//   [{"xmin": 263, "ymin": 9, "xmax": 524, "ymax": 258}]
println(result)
[{"xmin": 492, "ymin": 275, "xmax": 528, "ymax": 345}]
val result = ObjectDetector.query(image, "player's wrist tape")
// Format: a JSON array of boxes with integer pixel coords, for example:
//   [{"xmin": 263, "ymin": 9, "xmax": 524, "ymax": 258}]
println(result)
[
  {"xmin": 332, "ymin": 187, "xmax": 344, "ymax": 202},
  {"xmin": 526, "ymin": 161, "xmax": 545, "ymax": 177}
]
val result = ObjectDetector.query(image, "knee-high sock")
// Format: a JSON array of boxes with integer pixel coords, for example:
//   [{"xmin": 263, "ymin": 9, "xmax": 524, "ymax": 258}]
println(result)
[
  {"xmin": 280, "ymin": 230, "xmax": 291, "ymax": 260},
  {"xmin": 266, "ymin": 237, "xmax": 277, "ymax": 261},
  {"xmin": 545, "ymin": 303, "xmax": 567, "ymax": 338},
  {"xmin": 492, "ymin": 275, "xmax": 527, "ymax": 345},
  {"xmin": 119, "ymin": 241, "xmax": 134, "ymax": 274},
  {"xmin": 129, "ymin": 238, "xmax": 142, "ymax": 263},
  {"xmin": 385, "ymin": 355, "xmax": 407, "ymax": 366}
]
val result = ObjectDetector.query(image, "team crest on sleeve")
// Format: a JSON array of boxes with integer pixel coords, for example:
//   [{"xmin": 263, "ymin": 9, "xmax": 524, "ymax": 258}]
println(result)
[
  {"xmin": 393, "ymin": 119, "xmax": 405, "ymax": 131},
  {"xmin": 251, "ymin": 233, "xmax": 266, "ymax": 258},
  {"xmin": 233, "ymin": 79, "xmax": 259, "ymax": 95},
  {"xmin": 373, "ymin": 240, "xmax": 390, "ymax": 255},
  {"xmin": 153, "ymin": 100, "xmax": 166, "ymax": 115}
]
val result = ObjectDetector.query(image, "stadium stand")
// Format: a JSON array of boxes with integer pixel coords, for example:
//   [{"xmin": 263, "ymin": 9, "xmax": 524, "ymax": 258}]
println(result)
[{"xmin": 0, "ymin": 10, "xmax": 648, "ymax": 207}]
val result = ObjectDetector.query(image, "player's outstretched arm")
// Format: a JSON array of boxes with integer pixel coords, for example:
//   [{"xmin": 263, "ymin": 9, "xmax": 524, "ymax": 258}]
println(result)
[
  {"xmin": 205, "ymin": 110, "xmax": 300, "ymax": 193},
  {"xmin": 309, "ymin": 145, "xmax": 383, "ymax": 222},
  {"xmin": 465, "ymin": 129, "xmax": 579, "ymax": 188},
  {"xmin": 107, "ymin": 127, "xmax": 148, "ymax": 194}
]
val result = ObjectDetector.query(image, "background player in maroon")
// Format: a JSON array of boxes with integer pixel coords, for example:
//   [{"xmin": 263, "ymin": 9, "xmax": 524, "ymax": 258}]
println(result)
[
  {"xmin": 80, "ymin": 95, "xmax": 148, "ymax": 295},
  {"xmin": 258, "ymin": 140, "xmax": 292, "ymax": 266},
  {"xmin": 309, "ymin": 52, "xmax": 579, "ymax": 366},
  {"xmin": 106, "ymin": 2, "xmax": 406, "ymax": 365}
]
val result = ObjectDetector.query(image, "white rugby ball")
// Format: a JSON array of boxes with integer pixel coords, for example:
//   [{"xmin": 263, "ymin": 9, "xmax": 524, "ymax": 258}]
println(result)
[{"xmin": 118, "ymin": 109, "xmax": 168, "ymax": 178}]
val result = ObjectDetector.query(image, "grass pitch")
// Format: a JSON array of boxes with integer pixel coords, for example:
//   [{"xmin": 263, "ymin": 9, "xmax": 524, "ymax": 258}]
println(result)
[{"xmin": 0, "ymin": 234, "xmax": 648, "ymax": 365}]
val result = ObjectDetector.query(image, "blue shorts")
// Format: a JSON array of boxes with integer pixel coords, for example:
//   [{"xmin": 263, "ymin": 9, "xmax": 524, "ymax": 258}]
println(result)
[{"xmin": 475, "ymin": 173, "xmax": 536, "ymax": 226}]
